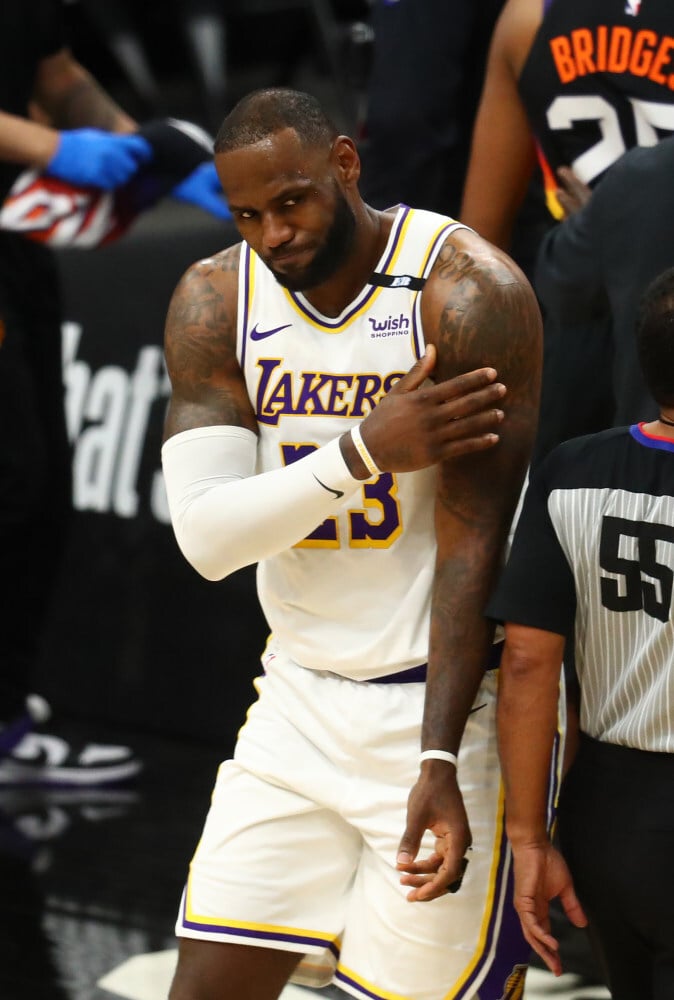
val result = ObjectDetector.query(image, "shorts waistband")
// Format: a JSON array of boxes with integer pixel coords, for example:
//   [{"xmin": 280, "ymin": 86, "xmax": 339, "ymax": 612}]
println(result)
[
  {"xmin": 370, "ymin": 663, "xmax": 428, "ymax": 684},
  {"xmin": 369, "ymin": 641, "xmax": 503, "ymax": 685}
]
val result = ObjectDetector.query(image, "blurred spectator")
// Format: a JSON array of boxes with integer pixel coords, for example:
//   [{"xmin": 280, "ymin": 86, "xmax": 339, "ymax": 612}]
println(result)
[
  {"xmin": 358, "ymin": 0, "xmax": 507, "ymax": 219},
  {"xmin": 489, "ymin": 265, "xmax": 674, "ymax": 998},
  {"xmin": 0, "ymin": 0, "xmax": 229, "ymax": 787},
  {"xmin": 533, "ymin": 137, "xmax": 674, "ymax": 461}
]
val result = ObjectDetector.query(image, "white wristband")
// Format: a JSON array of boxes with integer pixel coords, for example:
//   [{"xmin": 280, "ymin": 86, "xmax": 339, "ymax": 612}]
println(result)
[
  {"xmin": 351, "ymin": 423, "xmax": 382, "ymax": 478},
  {"xmin": 419, "ymin": 750, "xmax": 458, "ymax": 767}
]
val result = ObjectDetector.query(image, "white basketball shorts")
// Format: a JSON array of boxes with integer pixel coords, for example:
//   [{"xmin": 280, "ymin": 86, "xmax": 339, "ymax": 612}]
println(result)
[{"xmin": 175, "ymin": 643, "xmax": 534, "ymax": 1000}]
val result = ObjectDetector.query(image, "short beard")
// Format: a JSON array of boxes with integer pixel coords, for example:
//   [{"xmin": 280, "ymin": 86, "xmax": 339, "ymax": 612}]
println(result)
[{"xmin": 270, "ymin": 185, "xmax": 356, "ymax": 292}]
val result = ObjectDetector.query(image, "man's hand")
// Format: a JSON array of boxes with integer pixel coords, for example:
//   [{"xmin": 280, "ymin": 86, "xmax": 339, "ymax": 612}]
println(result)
[
  {"xmin": 46, "ymin": 129, "xmax": 152, "ymax": 189},
  {"xmin": 396, "ymin": 761, "xmax": 472, "ymax": 901},
  {"xmin": 511, "ymin": 841, "xmax": 588, "ymax": 977},
  {"xmin": 342, "ymin": 345, "xmax": 505, "ymax": 479},
  {"xmin": 555, "ymin": 166, "xmax": 591, "ymax": 218}
]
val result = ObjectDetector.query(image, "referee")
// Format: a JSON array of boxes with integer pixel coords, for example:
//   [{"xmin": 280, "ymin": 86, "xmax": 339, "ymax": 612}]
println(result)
[{"xmin": 488, "ymin": 266, "xmax": 674, "ymax": 1000}]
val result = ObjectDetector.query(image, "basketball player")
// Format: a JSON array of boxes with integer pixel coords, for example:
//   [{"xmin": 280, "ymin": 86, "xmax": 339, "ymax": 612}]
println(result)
[
  {"xmin": 461, "ymin": 0, "xmax": 674, "ymax": 473},
  {"xmin": 488, "ymin": 266, "xmax": 674, "ymax": 998},
  {"xmin": 460, "ymin": 0, "xmax": 674, "ymax": 251},
  {"xmin": 160, "ymin": 87, "xmax": 542, "ymax": 1000}
]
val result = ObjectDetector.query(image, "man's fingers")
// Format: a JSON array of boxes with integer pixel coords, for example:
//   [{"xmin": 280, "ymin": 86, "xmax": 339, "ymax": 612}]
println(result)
[
  {"xmin": 431, "ymin": 366, "xmax": 499, "ymax": 402},
  {"xmin": 527, "ymin": 935, "xmax": 562, "ymax": 978},
  {"xmin": 556, "ymin": 166, "xmax": 591, "ymax": 217},
  {"xmin": 396, "ymin": 827, "xmax": 423, "ymax": 868},
  {"xmin": 431, "ymin": 410, "xmax": 504, "ymax": 461},
  {"xmin": 437, "ymin": 432, "xmax": 500, "ymax": 460},
  {"xmin": 560, "ymin": 885, "xmax": 589, "ymax": 928},
  {"xmin": 391, "ymin": 344, "xmax": 437, "ymax": 393},
  {"xmin": 402, "ymin": 861, "xmax": 466, "ymax": 902},
  {"xmin": 527, "ymin": 927, "xmax": 562, "ymax": 977},
  {"xmin": 396, "ymin": 856, "xmax": 442, "ymax": 876},
  {"xmin": 442, "ymin": 408, "xmax": 504, "ymax": 439},
  {"xmin": 438, "ymin": 381, "xmax": 505, "ymax": 420},
  {"xmin": 391, "ymin": 351, "xmax": 500, "ymax": 403},
  {"xmin": 519, "ymin": 907, "xmax": 562, "ymax": 976},
  {"xmin": 399, "ymin": 840, "xmax": 469, "ymax": 901}
]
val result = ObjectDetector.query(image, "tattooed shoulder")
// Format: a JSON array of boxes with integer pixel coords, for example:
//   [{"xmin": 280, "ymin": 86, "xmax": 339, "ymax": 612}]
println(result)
[
  {"xmin": 164, "ymin": 247, "xmax": 241, "ymax": 385},
  {"xmin": 214, "ymin": 242, "xmax": 242, "ymax": 274},
  {"xmin": 423, "ymin": 231, "xmax": 542, "ymax": 383}
]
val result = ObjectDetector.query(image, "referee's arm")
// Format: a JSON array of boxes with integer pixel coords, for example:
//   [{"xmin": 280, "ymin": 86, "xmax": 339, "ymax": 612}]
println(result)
[
  {"xmin": 496, "ymin": 621, "xmax": 587, "ymax": 977},
  {"xmin": 497, "ymin": 622, "xmax": 565, "ymax": 850}
]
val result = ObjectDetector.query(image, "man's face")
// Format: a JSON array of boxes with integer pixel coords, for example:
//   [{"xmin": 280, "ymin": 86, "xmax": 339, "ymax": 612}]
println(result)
[{"xmin": 216, "ymin": 128, "xmax": 357, "ymax": 291}]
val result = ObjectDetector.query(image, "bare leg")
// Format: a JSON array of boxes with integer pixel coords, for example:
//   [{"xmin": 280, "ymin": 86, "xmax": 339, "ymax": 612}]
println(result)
[{"xmin": 169, "ymin": 938, "xmax": 304, "ymax": 1000}]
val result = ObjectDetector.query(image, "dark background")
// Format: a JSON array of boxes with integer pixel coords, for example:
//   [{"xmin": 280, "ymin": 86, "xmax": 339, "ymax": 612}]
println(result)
[{"xmin": 33, "ymin": 0, "xmax": 373, "ymax": 745}]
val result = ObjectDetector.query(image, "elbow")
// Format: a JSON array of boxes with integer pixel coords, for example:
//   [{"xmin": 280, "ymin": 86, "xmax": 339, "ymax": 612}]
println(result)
[
  {"xmin": 178, "ymin": 542, "xmax": 229, "ymax": 582},
  {"xmin": 501, "ymin": 646, "xmax": 544, "ymax": 682},
  {"xmin": 172, "ymin": 523, "xmax": 239, "ymax": 582},
  {"xmin": 501, "ymin": 623, "xmax": 565, "ymax": 681},
  {"xmin": 190, "ymin": 559, "xmax": 229, "ymax": 584},
  {"xmin": 501, "ymin": 639, "xmax": 548, "ymax": 681}
]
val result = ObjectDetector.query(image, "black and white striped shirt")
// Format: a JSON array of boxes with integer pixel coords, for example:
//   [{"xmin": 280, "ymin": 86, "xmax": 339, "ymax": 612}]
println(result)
[{"xmin": 488, "ymin": 424, "xmax": 674, "ymax": 753}]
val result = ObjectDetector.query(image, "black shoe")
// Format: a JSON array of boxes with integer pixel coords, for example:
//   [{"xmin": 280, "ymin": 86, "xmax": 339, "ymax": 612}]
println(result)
[{"xmin": 0, "ymin": 696, "xmax": 142, "ymax": 787}]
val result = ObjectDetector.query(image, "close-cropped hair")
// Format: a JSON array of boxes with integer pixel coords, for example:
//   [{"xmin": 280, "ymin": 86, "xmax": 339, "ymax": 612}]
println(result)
[
  {"xmin": 636, "ymin": 266, "xmax": 674, "ymax": 407},
  {"xmin": 214, "ymin": 87, "xmax": 339, "ymax": 154}
]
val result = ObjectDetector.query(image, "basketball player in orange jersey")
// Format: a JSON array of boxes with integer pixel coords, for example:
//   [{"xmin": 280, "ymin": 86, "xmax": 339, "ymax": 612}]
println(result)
[
  {"xmin": 460, "ymin": 0, "xmax": 674, "ymax": 252},
  {"xmin": 461, "ymin": 0, "xmax": 674, "ymax": 469}
]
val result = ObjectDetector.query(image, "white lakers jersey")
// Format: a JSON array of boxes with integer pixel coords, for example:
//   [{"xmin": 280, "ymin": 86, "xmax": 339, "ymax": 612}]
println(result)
[{"xmin": 236, "ymin": 205, "xmax": 465, "ymax": 679}]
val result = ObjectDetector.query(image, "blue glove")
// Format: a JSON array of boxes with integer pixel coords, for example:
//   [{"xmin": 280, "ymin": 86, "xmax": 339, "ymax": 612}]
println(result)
[
  {"xmin": 171, "ymin": 161, "xmax": 232, "ymax": 221},
  {"xmin": 46, "ymin": 129, "xmax": 153, "ymax": 190}
]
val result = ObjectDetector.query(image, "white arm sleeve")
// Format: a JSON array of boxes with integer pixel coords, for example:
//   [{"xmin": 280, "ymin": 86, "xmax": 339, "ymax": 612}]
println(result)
[{"xmin": 161, "ymin": 425, "xmax": 362, "ymax": 581}]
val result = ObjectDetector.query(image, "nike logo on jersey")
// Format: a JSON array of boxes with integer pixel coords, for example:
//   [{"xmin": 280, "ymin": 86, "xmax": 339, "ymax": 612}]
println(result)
[
  {"xmin": 313, "ymin": 474, "xmax": 344, "ymax": 499},
  {"xmin": 250, "ymin": 323, "xmax": 292, "ymax": 341},
  {"xmin": 469, "ymin": 703, "xmax": 487, "ymax": 715}
]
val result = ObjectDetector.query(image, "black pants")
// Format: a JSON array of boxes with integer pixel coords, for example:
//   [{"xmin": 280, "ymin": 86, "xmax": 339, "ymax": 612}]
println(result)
[
  {"xmin": 558, "ymin": 734, "xmax": 674, "ymax": 1000},
  {"xmin": 0, "ymin": 234, "xmax": 72, "ymax": 719}
]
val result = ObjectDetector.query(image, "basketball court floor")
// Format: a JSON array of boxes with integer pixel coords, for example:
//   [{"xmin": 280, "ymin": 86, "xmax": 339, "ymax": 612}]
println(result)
[{"xmin": 0, "ymin": 721, "xmax": 610, "ymax": 1000}]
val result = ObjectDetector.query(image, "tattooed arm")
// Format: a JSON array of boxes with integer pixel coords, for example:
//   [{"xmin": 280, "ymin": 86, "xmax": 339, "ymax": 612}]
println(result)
[
  {"xmin": 32, "ymin": 48, "xmax": 138, "ymax": 132},
  {"xmin": 0, "ymin": 46, "xmax": 139, "ymax": 171},
  {"xmin": 162, "ymin": 244, "xmax": 256, "ymax": 440},
  {"xmin": 397, "ymin": 229, "xmax": 542, "ymax": 900}
]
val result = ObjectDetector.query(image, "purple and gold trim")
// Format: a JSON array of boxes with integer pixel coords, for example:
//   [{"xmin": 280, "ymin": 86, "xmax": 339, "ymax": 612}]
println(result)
[
  {"xmin": 281, "ymin": 206, "xmax": 413, "ymax": 332},
  {"xmin": 179, "ymin": 884, "xmax": 340, "ymax": 956},
  {"xmin": 239, "ymin": 242, "xmax": 254, "ymax": 370},
  {"xmin": 411, "ymin": 220, "xmax": 470, "ymax": 360},
  {"xmin": 333, "ymin": 785, "xmax": 528, "ymax": 1000}
]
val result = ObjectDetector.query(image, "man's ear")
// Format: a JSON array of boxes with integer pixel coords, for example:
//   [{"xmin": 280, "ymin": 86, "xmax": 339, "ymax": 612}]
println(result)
[{"xmin": 331, "ymin": 136, "xmax": 360, "ymax": 185}]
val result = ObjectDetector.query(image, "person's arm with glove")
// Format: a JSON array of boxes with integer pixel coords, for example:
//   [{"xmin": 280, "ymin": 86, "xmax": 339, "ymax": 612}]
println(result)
[
  {"xmin": 0, "ymin": 46, "xmax": 152, "ymax": 189},
  {"xmin": 30, "ymin": 49, "xmax": 228, "ymax": 215}
]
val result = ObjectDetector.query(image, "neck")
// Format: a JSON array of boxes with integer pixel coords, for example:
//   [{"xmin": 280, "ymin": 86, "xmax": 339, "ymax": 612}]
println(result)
[
  {"xmin": 303, "ymin": 205, "xmax": 390, "ymax": 317},
  {"xmin": 643, "ymin": 409, "xmax": 674, "ymax": 439}
]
